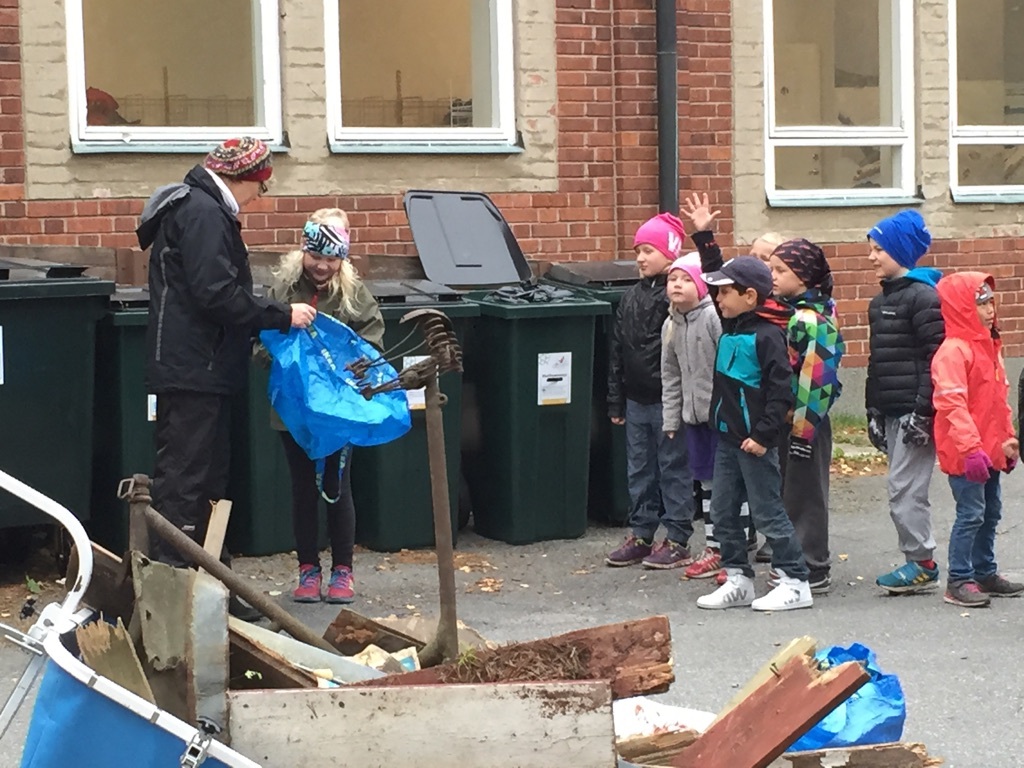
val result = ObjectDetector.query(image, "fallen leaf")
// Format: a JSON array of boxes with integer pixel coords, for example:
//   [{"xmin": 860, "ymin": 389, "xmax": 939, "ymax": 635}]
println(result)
[
  {"xmin": 466, "ymin": 577, "xmax": 504, "ymax": 594},
  {"xmin": 838, "ymin": 554, "xmax": 849, "ymax": 562},
  {"xmin": 0, "ymin": 613, "xmax": 9, "ymax": 619},
  {"xmin": 856, "ymin": 576, "xmax": 864, "ymax": 581},
  {"xmin": 518, "ymin": 583, "xmax": 530, "ymax": 588},
  {"xmin": 24, "ymin": 577, "xmax": 41, "ymax": 595},
  {"xmin": 960, "ymin": 612, "xmax": 970, "ymax": 618},
  {"xmin": 405, "ymin": 604, "xmax": 417, "ymax": 610},
  {"xmin": 571, "ymin": 568, "xmax": 592, "ymax": 576},
  {"xmin": 268, "ymin": 590, "xmax": 282, "ymax": 597}
]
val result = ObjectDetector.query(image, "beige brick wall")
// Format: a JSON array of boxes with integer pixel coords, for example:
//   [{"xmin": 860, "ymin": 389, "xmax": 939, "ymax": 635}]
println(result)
[
  {"xmin": 20, "ymin": 0, "xmax": 558, "ymax": 199},
  {"xmin": 731, "ymin": 0, "xmax": 1024, "ymax": 247}
]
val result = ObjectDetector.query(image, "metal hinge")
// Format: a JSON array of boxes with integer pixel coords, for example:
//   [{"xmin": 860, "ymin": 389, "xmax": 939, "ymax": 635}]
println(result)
[{"xmin": 179, "ymin": 733, "xmax": 212, "ymax": 768}]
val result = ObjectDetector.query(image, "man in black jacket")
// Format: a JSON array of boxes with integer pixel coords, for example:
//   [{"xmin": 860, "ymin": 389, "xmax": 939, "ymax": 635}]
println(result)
[
  {"xmin": 136, "ymin": 138, "xmax": 316, "ymax": 605},
  {"xmin": 606, "ymin": 213, "xmax": 695, "ymax": 570},
  {"xmin": 864, "ymin": 210, "xmax": 945, "ymax": 595}
]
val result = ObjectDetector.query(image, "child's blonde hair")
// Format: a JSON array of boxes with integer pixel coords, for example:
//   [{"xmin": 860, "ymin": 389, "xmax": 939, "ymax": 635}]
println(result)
[
  {"xmin": 274, "ymin": 208, "xmax": 360, "ymax": 315},
  {"xmin": 754, "ymin": 231, "xmax": 785, "ymax": 249}
]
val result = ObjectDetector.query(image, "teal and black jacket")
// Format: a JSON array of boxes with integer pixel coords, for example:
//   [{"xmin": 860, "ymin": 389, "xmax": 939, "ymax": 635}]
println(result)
[{"xmin": 711, "ymin": 310, "xmax": 795, "ymax": 448}]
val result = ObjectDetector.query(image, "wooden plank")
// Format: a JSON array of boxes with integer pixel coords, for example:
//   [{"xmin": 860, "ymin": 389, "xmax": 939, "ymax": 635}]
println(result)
[
  {"xmin": 228, "ymin": 681, "xmax": 615, "ymax": 768},
  {"xmin": 75, "ymin": 617, "xmax": 156, "ymax": 705},
  {"xmin": 711, "ymin": 636, "xmax": 817, "ymax": 726},
  {"xmin": 322, "ymin": 608, "xmax": 426, "ymax": 656},
  {"xmin": 68, "ymin": 542, "xmax": 134, "ymax": 623},
  {"xmin": 673, "ymin": 656, "xmax": 870, "ymax": 768},
  {"xmin": 618, "ymin": 729, "xmax": 700, "ymax": 766},
  {"xmin": 200, "ymin": 499, "xmax": 232, "ymax": 573},
  {"xmin": 229, "ymin": 626, "xmax": 319, "ymax": 690},
  {"xmin": 354, "ymin": 615, "xmax": 673, "ymax": 700},
  {"xmin": 770, "ymin": 742, "xmax": 943, "ymax": 768}
]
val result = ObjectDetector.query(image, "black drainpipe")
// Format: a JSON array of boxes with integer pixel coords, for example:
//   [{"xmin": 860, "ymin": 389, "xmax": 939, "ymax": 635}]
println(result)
[{"xmin": 655, "ymin": 0, "xmax": 679, "ymax": 214}]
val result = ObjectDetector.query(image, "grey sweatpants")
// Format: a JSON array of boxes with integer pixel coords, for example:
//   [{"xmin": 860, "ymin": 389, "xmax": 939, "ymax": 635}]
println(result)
[{"xmin": 885, "ymin": 415, "xmax": 936, "ymax": 561}]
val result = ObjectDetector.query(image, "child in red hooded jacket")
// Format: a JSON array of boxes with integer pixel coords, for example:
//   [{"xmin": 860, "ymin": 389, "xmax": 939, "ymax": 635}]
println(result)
[{"xmin": 932, "ymin": 271, "xmax": 1022, "ymax": 608}]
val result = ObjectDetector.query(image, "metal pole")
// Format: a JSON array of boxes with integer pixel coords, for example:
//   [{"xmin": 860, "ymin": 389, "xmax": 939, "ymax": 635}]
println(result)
[{"xmin": 656, "ymin": 0, "xmax": 680, "ymax": 214}]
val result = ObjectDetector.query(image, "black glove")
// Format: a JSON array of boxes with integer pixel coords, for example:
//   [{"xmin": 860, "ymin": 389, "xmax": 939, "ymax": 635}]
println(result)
[
  {"xmin": 788, "ymin": 436, "xmax": 813, "ymax": 461},
  {"xmin": 867, "ymin": 411, "xmax": 887, "ymax": 452},
  {"xmin": 902, "ymin": 412, "xmax": 933, "ymax": 447}
]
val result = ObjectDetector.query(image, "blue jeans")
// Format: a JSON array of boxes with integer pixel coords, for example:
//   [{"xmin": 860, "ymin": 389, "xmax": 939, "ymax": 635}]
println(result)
[
  {"xmin": 625, "ymin": 400, "xmax": 694, "ymax": 544},
  {"xmin": 947, "ymin": 472, "xmax": 1002, "ymax": 583},
  {"xmin": 710, "ymin": 440, "xmax": 808, "ymax": 580}
]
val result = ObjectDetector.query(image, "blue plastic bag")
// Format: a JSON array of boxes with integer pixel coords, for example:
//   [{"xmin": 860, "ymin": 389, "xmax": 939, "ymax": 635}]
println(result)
[
  {"xmin": 790, "ymin": 643, "xmax": 905, "ymax": 752},
  {"xmin": 259, "ymin": 314, "xmax": 411, "ymax": 460}
]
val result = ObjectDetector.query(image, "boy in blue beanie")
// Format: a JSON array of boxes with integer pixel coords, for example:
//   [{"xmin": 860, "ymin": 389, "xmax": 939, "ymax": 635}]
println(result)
[{"xmin": 865, "ymin": 210, "xmax": 945, "ymax": 594}]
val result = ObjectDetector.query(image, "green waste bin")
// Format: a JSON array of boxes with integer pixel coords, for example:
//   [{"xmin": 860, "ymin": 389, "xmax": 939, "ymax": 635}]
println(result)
[
  {"xmin": 403, "ymin": 190, "xmax": 610, "ymax": 545},
  {"xmin": 89, "ymin": 288, "xmax": 156, "ymax": 552},
  {"xmin": 543, "ymin": 261, "xmax": 639, "ymax": 525},
  {"xmin": 0, "ymin": 259, "xmax": 114, "ymax": 529},
  {"xmin": 351, "ymin": 279, "xmax": 479, "ymax": 552}
]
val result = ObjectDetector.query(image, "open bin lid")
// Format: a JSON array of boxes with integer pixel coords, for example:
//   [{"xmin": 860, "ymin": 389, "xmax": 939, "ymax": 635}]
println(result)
[
  {"xmin": 403, "ymin": 190, "xmax": 532, "ymax": 287},
  {"xmin": 545, "ymin": 260, "xmax": 638, "ymax": 288},
  {"xmin": 365, "ymin": 278, "xmax": 465, "ymax": 305},
  {"xmin": 0, "ymin": 257, "xmax": 89, "ymax": 281}
]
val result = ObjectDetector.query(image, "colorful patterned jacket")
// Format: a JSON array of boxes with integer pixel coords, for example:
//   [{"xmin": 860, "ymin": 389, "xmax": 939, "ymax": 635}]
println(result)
[{"xmin": 780, "ymin": 290, "xmax": 845, "ymax": 442}]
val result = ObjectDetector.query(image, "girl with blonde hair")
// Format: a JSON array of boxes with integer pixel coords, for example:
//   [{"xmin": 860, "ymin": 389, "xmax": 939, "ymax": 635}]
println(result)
[{"xmin": 266, "ymin": 208, "xmax": 384, "ymax": 604}]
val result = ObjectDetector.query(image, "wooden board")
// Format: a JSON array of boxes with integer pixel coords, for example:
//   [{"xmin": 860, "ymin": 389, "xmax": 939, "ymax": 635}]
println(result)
[
  {"xmin": 228, "ymin": 681, "xmax": 615, "ymax": 768},
  {"xmin": 68, "ymin": 543, "xmax": 134, "ymax": 623},
  {"xmin": 711, "ymin": 636, "xmax": 817, "ymax": 726},
  {"xmin": 229, "ymin": 627, "xmax": 319, "ymax": 690},
  {"xmin": 673, "ymin": 656, "xmax": 869, "ymax": 768},
  {"xmin": 75, "ymin": 617, "xmax": 156, "ymax": 705},
  {"xmin": 200, "ymin": 499, "xmax": 232, "ymax": 572},
  {"xmin": 770, "ymin": 742, "xmax": 943, "ymax": 768},
  {"xmin": 322, "ymin": 608, "xmax": 425, "ymax": 656},
  {"xmin": 354, "ymin": 615, "xmax": 673, "ymax": 700},
  {"xmin": 618, "ymin": 729, "xmax": 700, "ymax": 766}
]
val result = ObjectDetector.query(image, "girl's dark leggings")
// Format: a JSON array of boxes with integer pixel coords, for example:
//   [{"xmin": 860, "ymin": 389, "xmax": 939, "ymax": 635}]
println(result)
[{"xmin": 279, "ymin": 431, "xmax": 355, "ymax": 569}]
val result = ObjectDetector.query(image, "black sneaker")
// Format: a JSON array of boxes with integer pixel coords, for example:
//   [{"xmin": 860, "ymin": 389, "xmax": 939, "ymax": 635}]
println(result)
[
  {"xmin": 977, "ymin": 574, "xmax": 1024, "ymax": 598},
  {"xmin": 229, "ymin": 595, "xmax": 263, "ymax": 622},
  {"xmin": 754, "ymin": 541, "xmax": 772, "ymax": 563},
  {"xmin": 809, "ymin": 573, "xmax": 832, "ymax": 595}
]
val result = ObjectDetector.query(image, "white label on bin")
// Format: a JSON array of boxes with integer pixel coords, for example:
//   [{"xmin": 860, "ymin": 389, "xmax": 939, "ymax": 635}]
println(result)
[
  {"xmin": 537, "ymin": 352, "xmax": 571, "ymax": 406},
  {"xmin": 0, "ymin": 326, "xmax": 4, "ymax": 385},
  {"xmin": 403, "ymin": 356, "xmax": 431, "ymax": 410},
  {"xmin": 147, "ymin": 394, "xmax": 157, "ymax": 422}
]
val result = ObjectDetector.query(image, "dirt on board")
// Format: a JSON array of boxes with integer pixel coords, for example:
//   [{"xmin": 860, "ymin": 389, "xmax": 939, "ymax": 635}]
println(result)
[{"xmin": 438, "ymin": 642, "xmax": 591, "ymax": 685}]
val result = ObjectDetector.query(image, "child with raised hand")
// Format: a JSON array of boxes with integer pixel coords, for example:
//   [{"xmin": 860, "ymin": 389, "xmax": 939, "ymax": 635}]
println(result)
[
  {"xmin": 864, "ymin": 210, "xmax": 945, "ymax": 595},
  {"xmin": 931, "ymin": 272, "xmax": 1022, "ymax": 607},
  {"xmin": 767, "ymin": 239, "xmax": 845, "ymax": 595},
  {"xmin": 607, "ymin": 214, "xmax": 697, "ymax": 570},
  {"xmin": 266, "ymin": 208, "xmax": 384, "ymax": 604},
  {"xmin": 661, "ymin": 253, "xmax": 724, "ymax": 580}
]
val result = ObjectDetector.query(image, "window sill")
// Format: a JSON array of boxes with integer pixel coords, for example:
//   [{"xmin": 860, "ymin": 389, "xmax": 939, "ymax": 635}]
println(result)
[
  {"xmin": 71, "ymin": 139, "xmax": 290, "ymax": 155},
  {"xmin": 328, "ymin": 140, "xmax": 523, "ymax": 155},
  {"xmin": 951, "ymin": 189, "xmax": 1024, "ymax": 204},
  {"xmin": 767, "ymin": 193, "xmax": 923, "ymax": 209}
]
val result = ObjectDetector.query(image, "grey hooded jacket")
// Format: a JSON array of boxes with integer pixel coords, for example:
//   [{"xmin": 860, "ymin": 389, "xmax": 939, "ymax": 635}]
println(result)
[{"xmin": 661, "ymin": 295, "xmax": 722, "ymax": 432}]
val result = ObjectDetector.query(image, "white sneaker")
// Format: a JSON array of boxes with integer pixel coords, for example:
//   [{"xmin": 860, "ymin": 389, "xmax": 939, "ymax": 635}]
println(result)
[
  {"xmin": 751, "ymin": 569, "xmax": 813, "ymax": 612},
  {"xmin": 696, "ymin": 568, "xmax": 755, "ymax": 610}
]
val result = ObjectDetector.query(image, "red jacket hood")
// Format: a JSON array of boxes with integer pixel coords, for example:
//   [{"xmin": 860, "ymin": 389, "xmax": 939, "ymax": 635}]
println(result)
[{"xmin": 937, "ymin": 271, "xmax": 996, "ymax": 341}]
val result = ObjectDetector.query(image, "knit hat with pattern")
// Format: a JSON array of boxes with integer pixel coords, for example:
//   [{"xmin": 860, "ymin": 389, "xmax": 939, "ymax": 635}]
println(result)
[{"xmin": 204, "ymin": 137, "xmax": 273, "ymax": 182}]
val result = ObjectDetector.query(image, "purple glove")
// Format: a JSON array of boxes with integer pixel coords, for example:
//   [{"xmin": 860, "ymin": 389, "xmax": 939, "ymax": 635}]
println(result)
[
  {"xmin": 1004, "ymin": 457, "xmax": 1018, "ymax": 475},
  {"xmin": 963, "ymin": 450, "xmax": 993, "ymax": 483}
]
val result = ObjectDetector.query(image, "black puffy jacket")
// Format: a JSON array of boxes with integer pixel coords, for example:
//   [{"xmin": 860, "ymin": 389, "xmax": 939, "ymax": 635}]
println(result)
[
  {"xmin": 865, "ymin": 271, "xmax": 945, "ymax": 417},
  {"xmin": 137, "ymin": 166, "xmax": 291, "ymax": 395},
  {"xmin": 608, "ymin": 275, "xmax": 669, "ymax": 417}
]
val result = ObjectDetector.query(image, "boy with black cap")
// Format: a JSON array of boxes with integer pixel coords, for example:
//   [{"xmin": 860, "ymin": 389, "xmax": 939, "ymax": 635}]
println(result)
[
  {"xmin": 695, "ymin": 256, "xmax": 812, "ymax": 611},
  {"xmin": 865, "ymin": 209, "xmax": 945, "ymax": 594}
]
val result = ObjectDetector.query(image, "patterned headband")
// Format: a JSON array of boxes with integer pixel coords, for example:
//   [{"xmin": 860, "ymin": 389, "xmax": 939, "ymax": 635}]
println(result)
[{"xmin": 303, "ymin": 221, "xmax": 350, "ymax": 259}]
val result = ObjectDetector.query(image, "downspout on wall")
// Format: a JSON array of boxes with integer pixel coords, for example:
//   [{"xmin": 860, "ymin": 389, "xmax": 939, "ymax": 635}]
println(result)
[{"xmin": 655, "ymin": 0, "xmax": 679, "ymax": 214}]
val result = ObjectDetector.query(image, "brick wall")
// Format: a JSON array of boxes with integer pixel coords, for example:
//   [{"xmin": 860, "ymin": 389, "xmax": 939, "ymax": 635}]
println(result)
[{"xmin": 0, "ymin": 0, "xmax": 1021, "ymax": 367}]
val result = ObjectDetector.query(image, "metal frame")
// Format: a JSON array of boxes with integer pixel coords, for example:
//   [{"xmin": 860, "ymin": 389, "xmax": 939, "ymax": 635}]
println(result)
[
  {"xmin": 65, "ymin": 0, "xmax": 284, "ymax": 153},
  {"xmin": 324, "ymin": 0, "xmax": 517, "ymax": 149},
  {"xmin": 948, "ymin": 0, "xmax": 1024, "ymax": 199},
  {"xmin": 762, "ymin": 0, "xmax": 916, "ymax": 205}
]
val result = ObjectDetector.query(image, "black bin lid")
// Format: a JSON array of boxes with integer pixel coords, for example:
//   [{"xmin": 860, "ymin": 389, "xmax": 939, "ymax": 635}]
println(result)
[
  {"xmin": 110, "ymin": 287, "xmax": 150, "ymax": 309},
  {"xmin": 365, "ymin": 279, "xmax": 464, "ymax": 305},
  {"xmin": 0, "ymin": 257, "xmax": 89, "ymax": 281},
  {"xmin": 546, "ymin": 260, "xmax": 638, "ymax": 287},
  {"xmin": 403, "ymin": 190, "xmax": 532, "ymax": 287}
]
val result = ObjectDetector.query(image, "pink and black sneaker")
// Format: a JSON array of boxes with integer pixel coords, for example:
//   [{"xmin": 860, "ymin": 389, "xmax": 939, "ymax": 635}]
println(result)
[
  {"xmin": 293, "ymin": 564, "xmax": 322, "ymax": 603},
  {"xmin": 326, "ymin": 566, "xmax": 355, "ymax": 604}
]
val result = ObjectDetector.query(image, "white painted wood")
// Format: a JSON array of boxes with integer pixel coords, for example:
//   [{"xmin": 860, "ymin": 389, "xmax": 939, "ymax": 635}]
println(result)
[
  {"xmin": 228, "ymin": 681, "xmax": 616, "ymax": 768},
  {"xmin": 200, "ymin": 499, "xmax": 232, "ymax": 574}
]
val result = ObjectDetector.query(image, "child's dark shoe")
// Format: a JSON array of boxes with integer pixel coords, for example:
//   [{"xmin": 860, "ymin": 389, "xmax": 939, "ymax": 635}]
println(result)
[
  {"xmin": 943, "ymin": 580, "xmax": 991, "ymax": 607},
  {"xmin": 642, "ymin": 540, "xmax": 694, "ymax": 569},
  {"xmin": 605, "ymin": 535, "xmax": 652, "ymax": 567},
  {"xmin": 976, "ymin": 574, "xmax": 1024, "ymax": 598},
  {"xmin": 292, "ymin": 564, "xmax": 322, "ymax": 603},
  {"xmin": 326, "ymin": 566, "xmax": 355, "ymax": 604}
]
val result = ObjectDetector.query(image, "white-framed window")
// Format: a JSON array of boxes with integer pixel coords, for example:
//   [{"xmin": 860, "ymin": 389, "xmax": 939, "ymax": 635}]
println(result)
[
  {"xmin": 949, "ymin": 0, "xmax": 1024, "ymax": 199},
  {"xmin": 324, "ymin": 0, "xmax": 517, "ymax": 153},
  {"xmin": 65, "ymin": 0, "xmax": 283, "ymax": 153},
  {"xmin": 763, "ymin": 0, "xmax": 916, "ymax": 205}
]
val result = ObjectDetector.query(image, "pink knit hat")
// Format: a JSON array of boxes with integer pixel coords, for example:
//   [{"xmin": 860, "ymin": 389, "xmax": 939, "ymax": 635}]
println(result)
[
  {"xmin": 668, "ymin": 252, "xmax": 708, "ymax": 299},
  {"xmin": 633, "ymin": 213, "xmax": 686, "ymax": 260}
]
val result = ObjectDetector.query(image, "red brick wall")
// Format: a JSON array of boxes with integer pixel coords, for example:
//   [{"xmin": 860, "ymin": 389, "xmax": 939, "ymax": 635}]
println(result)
[{"xmin": 0, "ymin": 0, "xmax": 1021, "ymax": 367}]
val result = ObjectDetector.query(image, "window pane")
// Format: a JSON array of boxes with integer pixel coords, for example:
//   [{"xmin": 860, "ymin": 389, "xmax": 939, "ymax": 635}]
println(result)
[
  {"xmin": 958, "ymin": 144, "xmax": 1024, "ymax": 185},
  {"xmin": 775, "ymin": 146, "xmax": 899, "ymax": 190},
  {"xmin": 82, "ymin": 0, "xmax": 257, "ymax": 127},
  {"xmin": 338, "ymin": 0, "xmax": 494, "ymax": 128},
  {"xmin": 956, "ymin": 0, "xmax": 1024, "ymax": 126},
  {"xmin": 773, "ymin": 0, "xmax": 896, "ymax": 127}
]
